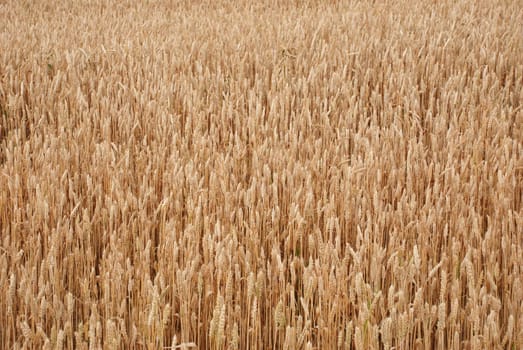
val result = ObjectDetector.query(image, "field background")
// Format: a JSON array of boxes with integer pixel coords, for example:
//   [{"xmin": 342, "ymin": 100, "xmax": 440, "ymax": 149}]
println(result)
[{"xmin": 1, "ymin": 0, "xmax": 522, "ymax": 349}]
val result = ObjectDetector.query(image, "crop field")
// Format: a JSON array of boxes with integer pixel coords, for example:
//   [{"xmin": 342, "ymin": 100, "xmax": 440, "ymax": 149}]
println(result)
[{"xmin": 0, "ymin": 0, "xmax": 522, "ymax": 349}]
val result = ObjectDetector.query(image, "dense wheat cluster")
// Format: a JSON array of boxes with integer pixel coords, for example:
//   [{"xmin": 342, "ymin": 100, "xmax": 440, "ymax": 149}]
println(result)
[{"xmin": 1, "ymin": 0, "xmax": 522, "ymax": 349}]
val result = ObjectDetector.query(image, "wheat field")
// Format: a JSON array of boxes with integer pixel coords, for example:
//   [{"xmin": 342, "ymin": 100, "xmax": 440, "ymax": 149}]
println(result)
[{"xmin": 0, "ymin": 0, "xmax": 522, "ymax": 349}]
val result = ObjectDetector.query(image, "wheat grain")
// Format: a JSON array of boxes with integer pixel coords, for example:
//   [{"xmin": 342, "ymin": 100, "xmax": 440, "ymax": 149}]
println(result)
[{"xmin": 0, "ymin": 0, "xmax": 521, "ymax": 348}]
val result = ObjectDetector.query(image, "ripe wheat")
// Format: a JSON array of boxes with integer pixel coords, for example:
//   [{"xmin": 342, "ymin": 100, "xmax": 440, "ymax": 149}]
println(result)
[{"xmin": 0, "ymin": 0, "xmax": 522, "ymax": 349}]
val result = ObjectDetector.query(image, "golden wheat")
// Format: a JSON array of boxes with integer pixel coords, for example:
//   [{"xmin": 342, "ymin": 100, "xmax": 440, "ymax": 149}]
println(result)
[{"xmin": 1, "ymin": 0, "xmax": 522, "ymax": 349}]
